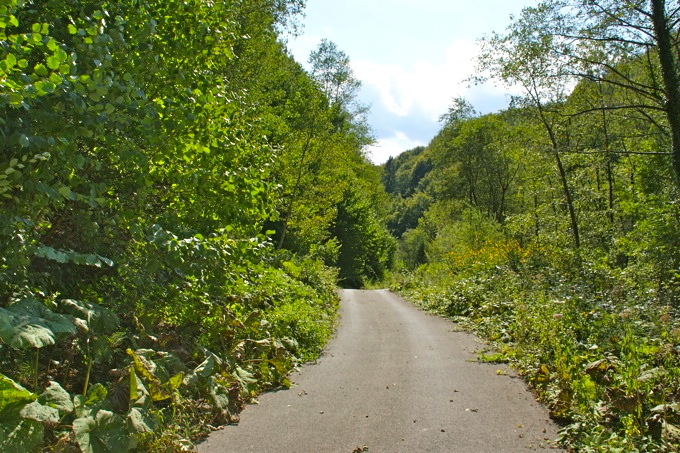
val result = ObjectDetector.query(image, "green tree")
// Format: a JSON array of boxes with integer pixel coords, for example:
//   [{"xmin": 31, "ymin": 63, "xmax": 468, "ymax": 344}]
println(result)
[
  {"xmin": 504, "ymin": 0, "xmax": 680, "ymax": 188},
  {"xmin": 429, "ymin": 113, "xmax": 522, "ymax": 224},
  {"xmin": 478, "ymin": 7, "xmax": 581, "ymax": 247},
  {"xmin": 334, "ymin": 186, "xmax": 396, "ymax": 287}
]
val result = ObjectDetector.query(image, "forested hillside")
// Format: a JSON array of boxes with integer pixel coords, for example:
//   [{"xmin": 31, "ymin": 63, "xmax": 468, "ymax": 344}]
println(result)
[
  {"xmin": 385, "ymin": 2, "xmax": 680, "ymax": 451},
  {"xmin": 0, "ymin": 0, "xmax": 393, "ymax": 450}
]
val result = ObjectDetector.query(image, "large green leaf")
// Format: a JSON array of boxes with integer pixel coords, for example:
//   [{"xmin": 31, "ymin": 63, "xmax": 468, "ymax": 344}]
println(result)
[
  {"xmin": 234, "ymin": 365, "xmax": 257, "ymax": 392},
  {"xmin": 73, "ymin": 410, "xmax": 130, "ymax": 453},
  {"xmin": 18, "ymin": 401, "xmax": 59, "ymax": 424},
  {"xmin": 0, "ymin": 298, "xmax": 76, "ymax": 349},
  {"xmin": 0, "ymin": 417, "xmax": 44, "ymax": 453},
  {"xmin": 194, "ymin": 352, "xmax": 222, "ymax": 379},
  {"xmin": 39, "ymin": 380, "xmax": 74, "ymax": 413},
  {"xmin": 61, "ymin": 299, "xmax": 119, "ymax": 335},
  {"xmin": 208, "ymin": 376, "xmax": 230, "ymax": 411},
  {"xmin": 0, "ymin": 373, "xmax": 36, "ymax": 414}
]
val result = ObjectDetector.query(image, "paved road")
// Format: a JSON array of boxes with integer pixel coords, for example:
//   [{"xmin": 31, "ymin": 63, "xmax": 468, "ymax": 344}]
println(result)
[{"xmin": 200, "ymin": 289, "xmax": 562, "ymax": 453}]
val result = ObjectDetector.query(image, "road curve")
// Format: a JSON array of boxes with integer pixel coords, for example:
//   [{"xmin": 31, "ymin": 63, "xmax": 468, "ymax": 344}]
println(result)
[{"xmin": 200, "ymin": 289, "xmax": 562, "ymax": 453}]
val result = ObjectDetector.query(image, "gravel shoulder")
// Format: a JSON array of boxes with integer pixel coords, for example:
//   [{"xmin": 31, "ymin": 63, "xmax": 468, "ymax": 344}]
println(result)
[{"xmin": 199, "ymin": 289, "xmax": 563, "ymax": 453}]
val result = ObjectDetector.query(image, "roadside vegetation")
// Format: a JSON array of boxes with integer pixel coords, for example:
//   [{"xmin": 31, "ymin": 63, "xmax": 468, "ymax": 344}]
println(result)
[
  {"xmin": 0, "ymin": 0, "xmax": 393, "ymax": 450},
  {"xmin": 384, "ymin": 2, "xmax": 680, "ymax": 451}
]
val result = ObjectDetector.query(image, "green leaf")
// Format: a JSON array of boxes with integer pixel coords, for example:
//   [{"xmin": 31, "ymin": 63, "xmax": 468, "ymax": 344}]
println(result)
[
  {"xmin": 0, "ymin": 298, "xmax": 76, "ymax": 349},
  {"xmin": 74, "ymin": 384, "xmax": 108, "ymax": 419},
  {"xmin": 35, "ymin": 81, "xmax": 56, "ymax": 95},
  {"xmin": 46, "ymin": 55, "xmax": 60, "ymax": 70},
  {"xmin": 0, "ymin": 307, "xmax": 55, "ymax": 349},
  {"xmin": 234, "ymin": 365, "xmax": 257, "ymax": 391},
  {"xmin": 0, "ymin": 373, "xmax": 36, "ymax": 413},
  {"xmin": 73, "ymin": 410, "xmax": 130, "ymax": 453},
  {"xmin": 57, "ymin": 186, "xmax": 72, "ymax": 199},
  {"xmin": 19, "ymin": 135, "xmax": 29, "ymax": 147},
  {"xmin": 61, "ymin": 299, "xmax": 119, "ymax": 335},
  {"xmin": 208, "ymin": 377, "xmax": 229, "ymax": 410},
  {"xmin": 0, "ymin": 417, "xmax": 43, "ymax": 453},
  {"xmin": 8, "ymin": 93, "xmax": 22, "ymax": 105},
  {"xmin": 39, "ymin": 381, "xmax": 74, "ymax": 413},
  {"xmin": 19, "ymin": 401, "xmax": 59, "ymax": 423},
  {"xmin": 193, "ymin": 352, "xmax": 222, "ymax": 379},
  {"xmin": 5, "ymin": 53, "xmax": 16, "ymax": 69},
  {"xmin": 68, "ymin": 24, "xmax": 77, "ymax": 35}
]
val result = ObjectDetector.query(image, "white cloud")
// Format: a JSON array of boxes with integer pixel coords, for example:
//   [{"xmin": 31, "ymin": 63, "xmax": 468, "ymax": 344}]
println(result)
[
  {"xmin": 366, "ymin": 131, "xmax": 424, "ymax": 165},
  {"xmin": 288, "ymin": 34, "xmax": 524, "ymax": 163},
  {"xmin": 353, "ymin": 39, "xmax": 481, "ymax": 122}
]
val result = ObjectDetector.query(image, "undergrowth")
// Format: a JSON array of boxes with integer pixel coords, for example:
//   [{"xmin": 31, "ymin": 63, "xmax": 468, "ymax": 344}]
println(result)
[{"xmin": 0, "ymin": 253, "xmax": 338, "ymax": 451}]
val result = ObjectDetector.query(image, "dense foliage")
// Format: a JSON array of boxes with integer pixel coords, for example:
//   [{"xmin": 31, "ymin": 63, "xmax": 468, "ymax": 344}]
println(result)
[
  {"xmin": 0, "ymin": 0, "xmax": 393, "ymax": 450},
  {"xmin": 385, "ymin": 1, "xmax": 680, "ymax": 451}
]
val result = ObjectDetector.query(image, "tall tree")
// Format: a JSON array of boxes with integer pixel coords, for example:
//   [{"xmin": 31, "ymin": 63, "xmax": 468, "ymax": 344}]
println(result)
[
  {"xmin": 478, "ymin": 7, "xmax": 582, "ymax": 248},
  {"xmin": 308, "ymin": 38, "xmax": 361, "ymax": 110},
  {"xmin": 510, "ymin": 0, "xmax": 680, "ymax": 188}
]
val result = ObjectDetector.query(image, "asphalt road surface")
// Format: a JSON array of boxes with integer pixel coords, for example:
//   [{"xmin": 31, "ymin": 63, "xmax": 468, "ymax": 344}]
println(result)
[{"xmin": 200, "ymin": 289, "xmax": 562, "ymax": 453}]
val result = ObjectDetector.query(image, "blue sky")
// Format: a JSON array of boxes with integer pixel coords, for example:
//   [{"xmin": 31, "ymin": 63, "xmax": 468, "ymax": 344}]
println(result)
[{"xmin": 287, "ymin": 0, "xmax": 536, "ymax": 163}]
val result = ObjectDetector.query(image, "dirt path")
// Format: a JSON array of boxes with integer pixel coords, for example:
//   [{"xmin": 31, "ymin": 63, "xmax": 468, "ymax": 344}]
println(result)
[{"xmin": 200, "ymin": 289, "xmax": 562, "ymax": 452}]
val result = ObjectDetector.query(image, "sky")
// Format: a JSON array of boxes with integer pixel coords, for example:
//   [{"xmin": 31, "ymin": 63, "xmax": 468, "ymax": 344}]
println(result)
[{"xmin": 286, "ymin": 0, "xmax": 536, "ymax": 163}]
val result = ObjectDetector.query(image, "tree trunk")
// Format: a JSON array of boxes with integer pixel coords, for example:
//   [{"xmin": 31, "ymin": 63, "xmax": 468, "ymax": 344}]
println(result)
[
  {"xmin": 650, "ymin": 0, "xmax": 680, "ymax": 189},
  {"xmin": 553, "ymin": 149, "xmax": 581, "ymax": 248},
  {"xmin": 536, "ymin": 102, "xmax": 581, "ymax": 248}
]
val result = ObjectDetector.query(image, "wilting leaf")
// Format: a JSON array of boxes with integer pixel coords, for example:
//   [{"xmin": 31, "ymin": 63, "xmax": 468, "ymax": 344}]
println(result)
[
  {"xmin": 126, "ymin": 349, "xmax": 173, "ymax": 402},
  {"xmin": 164, "ymin": 372, "xmax": 184, "ymax": 392},
  {"xmin": 535, "ymin": 364, "xmax": 550, "ymax": 383},
  {"xmin": 127, "ymin": 408, "xmax": 152, "ymax": 434},
  {"xmin": 128, "ymin": 369, "xmax": 149, "ymax": 408}
]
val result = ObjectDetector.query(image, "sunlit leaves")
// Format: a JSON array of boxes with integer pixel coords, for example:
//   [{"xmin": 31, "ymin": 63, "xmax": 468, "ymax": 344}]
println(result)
[
  {"xmin": 0, "ymin": 298, "xmax": 76, "ymax": 349},
  {"xmin": 0, "ymin": 373, "xmax": 36, "ymax": 412},
  {"xmin": 0, "ymin": 0, "xmax": 345, "ymax": 450}
]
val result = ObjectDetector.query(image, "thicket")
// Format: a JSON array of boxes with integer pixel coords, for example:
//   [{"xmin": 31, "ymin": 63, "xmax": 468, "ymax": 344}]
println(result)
[
  {"xmin": 385, "ymin": 2, "xmax": 680, "ymax": 451},
  {"xmin": 0, "ymin": 0, "xmax": 393, "ymax": 450}
]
